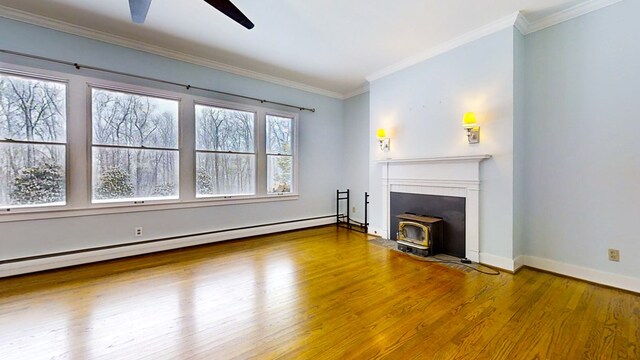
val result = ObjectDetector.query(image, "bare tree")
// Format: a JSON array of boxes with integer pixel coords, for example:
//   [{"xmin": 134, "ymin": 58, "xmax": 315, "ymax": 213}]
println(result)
[
  {"xmin": 267, "ymin": 115, "xmax": 293, "ymax": 192},
  {"xmin": 195, "ymin": 105, "xmax": 255, "ymax": 196},
  {"xmin": 91, "ymin": 88, "xmax": 178, "ymax": 200},
  {"xmin": 0, "ymin": 74, "xmax": 66, "ymax": 206}
]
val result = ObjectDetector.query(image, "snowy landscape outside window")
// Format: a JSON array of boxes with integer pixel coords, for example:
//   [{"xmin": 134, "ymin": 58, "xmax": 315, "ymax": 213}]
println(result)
[
  {"xmin": 0, "ymin": 72, "xmax": 67, "ymax": 209},
  {"xmin": 195, "ymin": 104, "xmax": 256, "ymax": 197},
  {"xmin": 266, "ymin": 115, "xmax": 294, "ymax": 194},
  {"xmin": 91, "ymin": 87, "xmax": 179, "ymax": 203}
]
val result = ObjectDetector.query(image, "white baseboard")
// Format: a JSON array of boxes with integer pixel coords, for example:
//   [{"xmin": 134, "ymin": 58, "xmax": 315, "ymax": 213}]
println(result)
[
  {"xmin": 514, "ymin": 255, "xmax": 526, "ymax": 271},
  {"xmin": 476, "ymin": 254, "xmax": 639, "ymax": 292},
  {"xmin": 479, "ymin": 252, "xmax": 517, "ymax": 272},
  {"xmin": 523, "ymin": 256, "xmax": 640, "ymax": 294},
  {"xmin": 368, "ymin": 227, "xmax": 388, "ymax": 238},
  {"xmin": 0, "ymin": 216, "xmax": 335, "ymax": 278}
]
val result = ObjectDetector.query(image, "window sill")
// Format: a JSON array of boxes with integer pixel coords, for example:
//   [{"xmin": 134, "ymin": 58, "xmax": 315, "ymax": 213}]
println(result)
[{"xmin": 0, "ymin": 194, "xmax": 300, "ymax": 223}]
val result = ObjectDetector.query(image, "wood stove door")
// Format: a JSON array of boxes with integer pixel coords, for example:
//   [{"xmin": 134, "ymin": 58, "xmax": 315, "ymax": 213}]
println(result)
[{"xmin": 398, "ymin": 221, "xmax": 430, "ymax": 247}]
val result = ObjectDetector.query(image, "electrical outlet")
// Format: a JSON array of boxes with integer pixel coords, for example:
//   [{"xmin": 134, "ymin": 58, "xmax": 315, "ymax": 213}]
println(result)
[
  {"xmin": 135, "ymin": 227, "xmax": 143, "ymax": 237},
  {"xmin": 352, "ymin": 206, "xmax": 356, "ymax": 213},
  {"xmin": 608, "ymin": 249, "xmax": 620, "ymax": 262}
]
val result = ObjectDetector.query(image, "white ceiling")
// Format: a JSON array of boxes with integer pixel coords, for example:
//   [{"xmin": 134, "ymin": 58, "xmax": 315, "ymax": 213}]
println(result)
[{"xmin": 0, "ymin": 0, "xmax": 590, "ymax": 97}]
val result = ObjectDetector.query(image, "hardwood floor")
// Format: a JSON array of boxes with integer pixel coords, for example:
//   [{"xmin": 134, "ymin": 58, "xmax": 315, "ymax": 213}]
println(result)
[{"xmin": 0, "ymin": 225, "xmax": 638, "ymax": 359}]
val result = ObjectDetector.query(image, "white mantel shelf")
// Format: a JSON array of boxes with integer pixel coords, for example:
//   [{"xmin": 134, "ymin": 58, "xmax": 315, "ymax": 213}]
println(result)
[{"xmin": 376, "ymin": 155, "xmax": 492, "ymax": 164}]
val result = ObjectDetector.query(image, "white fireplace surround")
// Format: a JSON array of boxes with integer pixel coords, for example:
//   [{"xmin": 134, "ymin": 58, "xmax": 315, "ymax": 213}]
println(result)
[{"xmin": 378, "ymin": 155, "xmax": 491, "ymax": 263}]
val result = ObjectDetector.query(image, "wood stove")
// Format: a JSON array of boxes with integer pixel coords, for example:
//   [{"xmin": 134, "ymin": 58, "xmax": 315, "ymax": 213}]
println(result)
[{"xmin": 396, "ymin": 213, "xmax": 443, "ymax": 257}]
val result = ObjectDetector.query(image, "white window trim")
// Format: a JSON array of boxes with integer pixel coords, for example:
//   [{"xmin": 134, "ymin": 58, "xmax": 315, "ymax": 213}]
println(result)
[
  {"xmin": 190, "ymin": 96, "xmax": 299, "ymax": 200},
  {"xmin": 193, "ymin": 99, "xmax": 258, "ymax": 198},
  {"xmin": 0, "ymin": 67, "xmax": 71, "ymax": 211},
  {"xmin": 265, "ymin": 112, "xmax": 298, "ymax": 195},
  {"xmin": 87, "ymin": 83, "xmax": 183, "ymax": 205},
  {"xmin": 0, "ymin": 61, "xmax": 300, "ymax": 223}
]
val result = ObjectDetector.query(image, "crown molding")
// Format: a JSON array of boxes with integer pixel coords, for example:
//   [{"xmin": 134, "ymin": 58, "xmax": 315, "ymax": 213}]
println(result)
[
  {"xmin": 366, "ymin": 12, "xmax": 521, "ymax": 83},
  {"xmin": 521, "ymin": 0, "xmax": 624, "ymax": 34},
  {"xmin": 367, "ymin": 0, "xmax": 626, "ymax": 82},
  {"xmin": 514, "ymin": 12, "xmax": 531, "ymax": 34},
  {"xmin": 0, "ymin": 0, "xmax": 626, "ymax": 98},
  {"xmin": 342, "ymin": 84, "xmax": 370, "ymax": 100},
  {"xmin": 0, "ymin": 5, "xmax": 346, "ymax": 100}
]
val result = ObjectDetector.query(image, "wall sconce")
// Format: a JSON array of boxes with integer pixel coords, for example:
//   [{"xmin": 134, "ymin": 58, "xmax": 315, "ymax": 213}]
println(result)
[
  {"xmin": 377, "ymin": 128, "xmax": 390, "ymax": 152},
  {"xmin": 462, "ymin": 112, "xmax": 480, "ymax": 144}
]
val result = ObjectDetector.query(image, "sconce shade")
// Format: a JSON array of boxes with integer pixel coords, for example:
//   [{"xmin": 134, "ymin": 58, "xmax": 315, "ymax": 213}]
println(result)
[
  {"xmin": 376, "ymin": 128, "xmax": 390, "ymax": 152},
  {"xmin": 463, "ymin": 112, "xmax": 477, "ymax": 129}
]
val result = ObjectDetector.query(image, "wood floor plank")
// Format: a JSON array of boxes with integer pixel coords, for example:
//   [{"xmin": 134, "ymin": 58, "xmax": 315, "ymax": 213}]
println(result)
[{"xmin": 0, "ymin": 225, "xmax": 638, "ymax": 360}]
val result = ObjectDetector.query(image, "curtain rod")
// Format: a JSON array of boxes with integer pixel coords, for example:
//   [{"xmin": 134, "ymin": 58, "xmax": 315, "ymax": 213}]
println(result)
[{"xmin": 0, "ymin": 49, "xmax": 316, "ymax": 113}]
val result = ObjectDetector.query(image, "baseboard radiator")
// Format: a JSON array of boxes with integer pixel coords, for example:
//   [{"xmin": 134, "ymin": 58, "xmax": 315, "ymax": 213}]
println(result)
[{"xmin": 0, "ymin": 215, "xmax": 336, "ymax": 278}]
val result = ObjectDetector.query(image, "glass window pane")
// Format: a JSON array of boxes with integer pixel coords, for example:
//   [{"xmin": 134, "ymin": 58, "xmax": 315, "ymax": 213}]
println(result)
[
  {"xmin": 0, "ymin": 73, "xmax": 67, "ymax": 143},
  {"xmin": 92, "ymin": 88, "xmax": 179, "ymax": 149},
  {"xmin": 267, "ymin": 155, "xmax": 292, "ymax": 194},
  {"xmin": 266, "ymin": 115, "xmax": 292, "ymax": 155},
  {"xmin": 195, "ymin": 105, "xmax": 255, "ymax": 152},
  {"xmin": 92, "ymin": 147, "xmax": 179, "ymax": 202},
  {"xmin": 196, "ymin": 153, "xmax": 255, "ymax": 197},
  {"xmin": 0, "ymin": 143, "xmax": 66, "ymax": 207}
]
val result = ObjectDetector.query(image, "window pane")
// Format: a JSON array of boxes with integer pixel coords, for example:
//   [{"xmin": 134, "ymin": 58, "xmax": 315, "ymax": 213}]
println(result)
[
  {"xmin": 195, "ymin": 105, "xmax": 255, "ymax": 152},
  {"xmin": 267, "ymin": 155, "xmax": 292, "ymax": 194},
  {"xmin": 0, "ymin": 73, "xmax": 67, "ymax": 143},
  {"xmin": 196, "ymin": 153, "xmax": 255, "ymax": 197},
  {"xmin": 92, "ymin": 88, "xmax": 179, "ymax": 149},
  {"xmin": 266, "ymin": 115, "xmax": 292, "ymax": 155},
  {"xmin": 0, "ymin": 143, "xmax": 66, "ymax": 207},
  {"xmin": 92, "ymin": 147, "xmax": 178, "ymax": 202}
]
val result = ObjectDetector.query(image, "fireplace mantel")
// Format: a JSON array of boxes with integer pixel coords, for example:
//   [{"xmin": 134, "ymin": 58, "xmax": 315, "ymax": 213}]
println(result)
[
  {"xmin": 377, "ymin": 155, "xmax": 491, "ymax": 164},
  {"xmin": 377, "ymin": 154, "xmax": 491, "ymax": 262}
]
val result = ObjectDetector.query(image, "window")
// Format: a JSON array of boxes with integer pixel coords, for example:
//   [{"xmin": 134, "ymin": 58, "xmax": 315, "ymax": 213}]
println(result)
[
  {"xmin": 0, "ymin": 72, "xmax": 67, "ymax": 209},
  {"xmin": 0, "ymin": 63, "xmax": 299, "ymax": 220},
  {"xmin": 195, "ymin": 104, "xmax": 256, "ymax": 197},
  {"xmin": 91, "ymin": 87, "xmax": 179, "ymax": 203},
  {"xmin": 266, "ymin": 115, "xmax": 294, "ymax": 194}
]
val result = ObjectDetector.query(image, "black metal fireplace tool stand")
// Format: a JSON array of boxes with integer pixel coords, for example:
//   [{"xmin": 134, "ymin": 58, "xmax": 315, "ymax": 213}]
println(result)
[{"xmin": 336, "ymin": 189, "xmax": 369, "ymax": 234}]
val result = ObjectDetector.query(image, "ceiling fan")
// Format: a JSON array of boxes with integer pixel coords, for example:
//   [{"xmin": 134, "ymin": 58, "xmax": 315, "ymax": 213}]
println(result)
[{"xmin": 128, "ymin": 0, "xmax": 255, "ymax": 29}]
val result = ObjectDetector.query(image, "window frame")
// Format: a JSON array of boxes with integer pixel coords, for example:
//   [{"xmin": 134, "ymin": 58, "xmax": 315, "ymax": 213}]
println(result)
[
  {"xmin": 0, "ymin": 62, "xmax": 299, "ymax": 222},
  {"xmin": 265, "ymin": 112, "xmax": 297, "ymax": 195},
  {"xmin": 193, "ymin": 100, "xmax": 259, "ymax": 199},
  {"xmin": 0, "ymin": 68, "xmax": 70, "ymax": 211},
  {"xmin": 191, "ymin": 98, "xmax": 299, "ymax": 200},
  {"xmin": 87, "ymin": 83, "xmax": 183, "ymax": 205}
]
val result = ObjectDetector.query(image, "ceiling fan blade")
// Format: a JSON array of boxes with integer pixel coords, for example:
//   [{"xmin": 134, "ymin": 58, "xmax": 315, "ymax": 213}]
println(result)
[
  {"xmin": 202, "ymin": 0, "xmax": 255, "ymax": 29},
  {"xmin": 129, "ymin": 0, "xmax": 152, "ymax": 24}
]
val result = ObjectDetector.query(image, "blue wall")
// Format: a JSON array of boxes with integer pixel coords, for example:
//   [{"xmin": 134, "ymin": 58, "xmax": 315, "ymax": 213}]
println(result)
[
  {"xmin": 342, "ymin": 91, "xmax": 370, "ymax": 223},
  {"xmin": 523, "ymin": 0, "xmax": 639, "ymax": 279}
]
